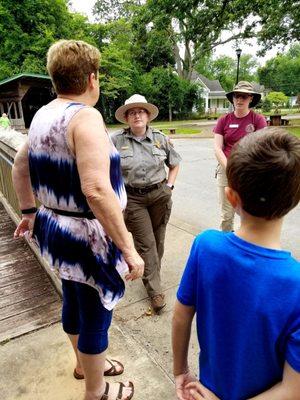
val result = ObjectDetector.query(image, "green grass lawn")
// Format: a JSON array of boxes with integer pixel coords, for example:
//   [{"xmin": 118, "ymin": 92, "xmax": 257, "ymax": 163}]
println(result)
[
  {"xmin": 288, "ymin": 119, "xmax": 300, "ymax": 125},
  {"xmin": 160, "ymin": 127, "xmax": 202, "ymax": 135},
  {"xmin": 107, "ymin": 114, "xmax": 300, "ymax": 136},
  {"xmin": 107, "ymin": 119, "xmax": 207, "ymax": 130},
  {"xmin": 107, "ymin": 120, "xmax": 205, "ymax": 134},
  {"xmin": 287, "ymin": 127, "xmax": 300, "ymax": 137}
]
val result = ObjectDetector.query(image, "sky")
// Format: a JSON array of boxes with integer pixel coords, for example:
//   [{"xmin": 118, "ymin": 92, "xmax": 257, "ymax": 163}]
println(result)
[
  {"xmin": 68, "ymin": 0, "xmax": 96, "ymax": 21},
  {"xmin": 69, "ymin": 0, "xmax": 280, "ymax": 65}
]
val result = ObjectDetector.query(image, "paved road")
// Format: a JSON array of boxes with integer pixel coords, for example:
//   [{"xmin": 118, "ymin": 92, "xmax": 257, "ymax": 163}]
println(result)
[{"xmin": 171, "ymin": 138, "xmax": 300, "ymax": 259}]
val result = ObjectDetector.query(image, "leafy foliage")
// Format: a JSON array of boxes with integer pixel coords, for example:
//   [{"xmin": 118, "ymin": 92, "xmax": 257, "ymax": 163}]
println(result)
[
  {"xmin": 258, "ymin": 44, "xmax": 300, "ymax": 96},
  {"xmin": 132, "ymin": 67, "xmax": 198, "ymax": 120},
  {"xmin": 130, "ymin": 13, "xmax": 175, "ymax": 72},
  {"xmin": 266, "ymin": 91, "xmax": 288, "ymax": 112},
  {"xmin": 1, "ymin": 0, "xmax": 300, "ymax": 122},
  {"xmin": 93, "ymin": 0, "xmax": 139, "ymax": 22},
  {"xmin": 137, "ymin": 0, "xmax": 300, "ymax": 81},
  {"xmin": 260, "ymin": 97, "xmax": 272, "ymax": 113},
  {"xmin": 256, "ymin": 0, "xmax": 300, "ymax": 52},
  {"xmin": 0, "ymin": 0, "xmax": 98, "ymax": 80},
  {"xmin": 196, "ymin": 54, "xmax": 258, "ymax": 92}
]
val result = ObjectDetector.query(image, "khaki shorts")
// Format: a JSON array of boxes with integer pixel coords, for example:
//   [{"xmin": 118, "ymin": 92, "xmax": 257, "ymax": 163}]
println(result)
[{"xmin": 216, "ymin": 164, "xmax": 235, "ymax": 231}]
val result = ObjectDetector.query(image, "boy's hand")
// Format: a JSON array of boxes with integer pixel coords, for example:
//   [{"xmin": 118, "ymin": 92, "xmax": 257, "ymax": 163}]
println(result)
[
  {"xmin": 185, "ymin": 382, "xmax": 220, "ymax": 400},
  {"xmin": 175, "ymin": 372, "xmax": 198, "ymax": 400}
]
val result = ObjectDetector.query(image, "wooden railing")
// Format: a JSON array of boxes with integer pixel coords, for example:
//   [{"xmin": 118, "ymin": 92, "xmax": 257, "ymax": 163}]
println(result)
[
  {"xmin": 0, "ymin": 140, "xmax": 20, "ymax": 217},
  {"xmin": 0, "ymin": 133, "xmax": 62, "ymax": 294}
]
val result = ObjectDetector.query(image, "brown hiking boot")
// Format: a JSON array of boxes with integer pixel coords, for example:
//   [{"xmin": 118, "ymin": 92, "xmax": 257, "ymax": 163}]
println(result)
[{"xmin": 151, "ymin": 294, "xmax": 166, "ymax": 313}]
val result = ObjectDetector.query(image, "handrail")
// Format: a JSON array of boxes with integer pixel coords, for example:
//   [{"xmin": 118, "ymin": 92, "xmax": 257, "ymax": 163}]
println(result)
[
  {"xmin": 0, "ymin": 131, "xmax": 62, "ymax": 295},
  {"xmin": 0, "ymin": 139, "xmax": 20, "ymax": 216}
]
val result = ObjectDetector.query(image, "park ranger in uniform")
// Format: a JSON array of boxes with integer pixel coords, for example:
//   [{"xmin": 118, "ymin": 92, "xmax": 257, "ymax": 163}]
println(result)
[{"xmin": 112, "ymin": 94, "xmax": 181, "ymax": 313}]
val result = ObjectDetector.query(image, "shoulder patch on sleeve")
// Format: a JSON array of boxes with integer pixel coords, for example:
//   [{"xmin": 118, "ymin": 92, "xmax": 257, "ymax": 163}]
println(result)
[{"xmin": 153, "ymin": 129, "xmax": 166, "ymax": 137}]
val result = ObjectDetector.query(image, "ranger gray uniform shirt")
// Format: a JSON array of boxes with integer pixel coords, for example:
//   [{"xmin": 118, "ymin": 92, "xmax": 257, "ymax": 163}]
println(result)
[{"xmin": 111, "ymin": 127, "xmax": 181, "ymax": 187}]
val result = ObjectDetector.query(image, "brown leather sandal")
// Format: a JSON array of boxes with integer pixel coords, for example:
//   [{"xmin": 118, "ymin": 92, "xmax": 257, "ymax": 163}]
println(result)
[
  {"xmin": 100, "ymin": 381, "xmax": 134, "ymax": 400},
  {"xmin": 73, "ymin": 358, "xmax": 124, "ymax": 379},
  {"xmin": 104, "ymin": 359, "xmax": 124, "ymax": 376}
]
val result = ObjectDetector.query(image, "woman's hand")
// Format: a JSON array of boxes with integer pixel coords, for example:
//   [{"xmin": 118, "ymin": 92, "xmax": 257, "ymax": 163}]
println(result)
[
  {"xmin": 14, "ymin": 214, "xmax": 36, "ymax": 240},
  {"xmin": 185, "ymin": 382, "xmax": 220, "ymax": 400},
  {"xmin": 175, "ymin": 372, "xmax": 198, "ymax": 400},
  {"xmin": 123, "ymin": 249, "xmax": 144, "ymax": 281}
]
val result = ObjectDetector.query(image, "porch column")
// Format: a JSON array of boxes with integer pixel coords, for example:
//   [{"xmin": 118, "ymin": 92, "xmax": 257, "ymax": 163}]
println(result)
[{"xmin": 205, "ymin": 96, "xmax": 209, "ymax": 112}]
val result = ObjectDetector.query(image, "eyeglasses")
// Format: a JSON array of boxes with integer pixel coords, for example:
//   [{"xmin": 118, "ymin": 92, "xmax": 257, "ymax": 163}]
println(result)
[
  {"xmin": 233, "ymin": 93, "xmax": 252, "ymax": 100},
  {"xmin": 127, "ymin": 109, "xmax": 147, "ymax": 117}
]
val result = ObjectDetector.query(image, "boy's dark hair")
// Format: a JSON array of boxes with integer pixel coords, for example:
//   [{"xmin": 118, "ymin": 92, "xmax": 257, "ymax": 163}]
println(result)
[{"xmin": 226, "ymin": 127, "xmax": 300, "ymax": 219}]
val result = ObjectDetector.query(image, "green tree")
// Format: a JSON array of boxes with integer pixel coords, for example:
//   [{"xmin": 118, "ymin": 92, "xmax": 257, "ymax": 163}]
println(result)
[
  {"xmin": 256, "ymin": 0, "xmax": 300, "ymax": 52},
  {"xmin": 0, "ymin": 0, "xmax": 97, "ymax": 80},
  {"xmin": 260, "ymin": 97, "xmax": 272, "ymax": 113},
  {"xmin": 93, "ymin": 0, "xmax": 140, "ymax": 22},
  {"xmin": 130, "ymin": 13, "xmax": 175, "ymax": 72},
  {"xmin": 239, "ymin": 54, "xmax": 259, "ymax": 83},
  {"xmin": 258, "ymin": 45, "xmax": 300, "ymax": 96},
  {"xmin": 266, "ymin": 91, "xmax": 288, "ymax": 113},
  {"xmin": 196, "ymin": 54, "xmax": 258, "ymax": 92},
  {"xmin": 99, "ymin": 42, "xmax": 136, "ymax": 122},
  {"xmin": 132, "ymin": 67, "xmax": 198, "ymax": 120},
  {"xmin": 138, "ymin": 0, "xmax": 300, "ymax": 82}
]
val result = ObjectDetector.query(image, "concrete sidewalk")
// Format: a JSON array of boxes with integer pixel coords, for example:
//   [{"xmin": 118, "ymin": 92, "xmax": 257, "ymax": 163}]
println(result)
[{"xmin": 0, "ymin": 218, "xmax": 199, "ymax": 400}]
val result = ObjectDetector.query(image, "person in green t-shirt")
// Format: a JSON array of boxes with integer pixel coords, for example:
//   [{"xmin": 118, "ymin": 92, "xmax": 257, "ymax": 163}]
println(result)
[{"xmin": 0, "ymin": 113, "xmax": 11, "ymax": 129}]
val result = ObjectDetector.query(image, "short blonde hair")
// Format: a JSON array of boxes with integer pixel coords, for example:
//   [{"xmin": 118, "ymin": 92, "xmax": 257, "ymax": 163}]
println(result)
[{"xmin": 47, "ymin": 40, "xmax": 100, "ymax": 95}]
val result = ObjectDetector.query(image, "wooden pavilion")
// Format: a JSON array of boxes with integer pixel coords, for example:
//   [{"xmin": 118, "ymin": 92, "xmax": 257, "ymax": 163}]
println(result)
[{"xmin": 0, "ymin": 73, "xmax": 55, "ymax": 132}]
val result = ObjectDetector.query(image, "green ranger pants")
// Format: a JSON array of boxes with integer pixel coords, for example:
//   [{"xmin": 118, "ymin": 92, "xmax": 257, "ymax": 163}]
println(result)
[{"xmin": 124, "ymin": 184, "xmax": 172, "ymax": 297}]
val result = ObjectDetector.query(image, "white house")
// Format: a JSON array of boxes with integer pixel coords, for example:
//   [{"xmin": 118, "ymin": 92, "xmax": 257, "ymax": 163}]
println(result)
[
  {"xmin": 289, "ymin": 96, "xmax": 298, "ymax": 107},
  {"xmin": 191, "ymin": 71, "xmax": 229, "ymax": 113}
]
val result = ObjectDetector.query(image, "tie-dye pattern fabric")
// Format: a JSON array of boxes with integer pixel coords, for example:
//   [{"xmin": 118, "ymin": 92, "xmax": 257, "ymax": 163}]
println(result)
[{"xmin": 28, "ymin": 102, "xmax": 128, "ymax": 310}]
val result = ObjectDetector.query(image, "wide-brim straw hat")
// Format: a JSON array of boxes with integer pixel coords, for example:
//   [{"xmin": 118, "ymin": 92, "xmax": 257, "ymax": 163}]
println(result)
[
  {"xmin": 226, "ymin": 81, "xmax": 261, "ymax": 108},
  {"xmin": 115, "ymin": 94, "xmax": 159, "ymax": 124}
]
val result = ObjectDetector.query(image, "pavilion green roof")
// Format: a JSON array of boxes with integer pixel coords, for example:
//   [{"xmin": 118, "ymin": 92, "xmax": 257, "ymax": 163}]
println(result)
[{"xmin": 0, "ymin": 73, "xmax": 51, "ymax": 87}]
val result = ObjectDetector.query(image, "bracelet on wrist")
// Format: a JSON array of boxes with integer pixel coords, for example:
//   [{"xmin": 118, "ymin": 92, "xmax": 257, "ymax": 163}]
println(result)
[{"xmin": 21, "ymin": 207, "xmax": 37, "ymax": 214}]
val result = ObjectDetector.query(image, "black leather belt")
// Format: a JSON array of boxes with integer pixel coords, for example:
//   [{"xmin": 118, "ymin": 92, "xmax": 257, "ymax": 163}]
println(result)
[
  {"xmin": 44, "ymin": 206, "xmax": 95, "ymax": 219},
  {"xmin": 125, "ymin": 180, "xmax": 165, "ymax": 195}
]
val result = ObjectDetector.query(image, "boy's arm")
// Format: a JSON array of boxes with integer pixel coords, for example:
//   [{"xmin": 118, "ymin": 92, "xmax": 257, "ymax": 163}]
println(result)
[
  {"xmin": 173, "ymin": 299, "xmax": 197, "ymax": 399},
  {"xmin": 185, "ymin": 361, "xmax": 300, "ymax": 400},
  {"xmin": 172, "ymin": 299, "xmax": 195, "ymax": 375},
  {"xmin": 248, "ymin": 362, "xmax": 300, "ymax": 400}
]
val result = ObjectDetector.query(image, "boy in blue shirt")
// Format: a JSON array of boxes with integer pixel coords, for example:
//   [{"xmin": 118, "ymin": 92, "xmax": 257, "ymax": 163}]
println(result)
[{"xmin": 173, "ymin": 128, "xmax": 300, "ymax": 400}]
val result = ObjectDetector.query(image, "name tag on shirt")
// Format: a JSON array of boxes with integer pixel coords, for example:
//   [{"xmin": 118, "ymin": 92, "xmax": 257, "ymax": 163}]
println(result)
[{"xmin": 229, "ymin": 124, "xmax": 239, "ymax": 128}]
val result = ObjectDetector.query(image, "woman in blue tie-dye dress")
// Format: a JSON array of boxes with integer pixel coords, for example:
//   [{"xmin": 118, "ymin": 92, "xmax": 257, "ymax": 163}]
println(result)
[{"xmin": 12, "ymin": 40, "xmax": 143, "ymax": 400}]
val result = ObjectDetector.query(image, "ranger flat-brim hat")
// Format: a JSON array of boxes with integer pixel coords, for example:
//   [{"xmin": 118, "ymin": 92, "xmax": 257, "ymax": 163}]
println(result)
[
  {"xmin": 115, "ymin": 94, "xmax": 159, "ymax": 124},
  {"xmin": 226, "ymin": 81, "xmax": 261, "ymax": 108}
]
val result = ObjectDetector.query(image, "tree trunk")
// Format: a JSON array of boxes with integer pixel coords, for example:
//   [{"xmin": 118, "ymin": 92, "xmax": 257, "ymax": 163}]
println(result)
[
  {"xmin": 182, "ymin": 39, "xmax": 193, "ymax": 81},
  {"xmin": 173, "ymin": 42, "xmax": 183, "ymax": 78}
]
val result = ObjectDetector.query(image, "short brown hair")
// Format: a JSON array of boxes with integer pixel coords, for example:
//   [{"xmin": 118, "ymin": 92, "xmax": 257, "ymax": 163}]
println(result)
[
  {"xmin": 47, "ymin": 40, "xmax": 100, "ymax": 95},
  {"xmin": 226, "ymin": 127, "xmax": 300, "ymax": 219}
]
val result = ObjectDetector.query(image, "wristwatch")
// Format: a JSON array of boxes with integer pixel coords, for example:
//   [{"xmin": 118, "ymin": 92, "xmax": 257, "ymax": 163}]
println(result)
[{"xmin": 166, "ymin": 183, "xmax": 174, "ymax": 190}]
